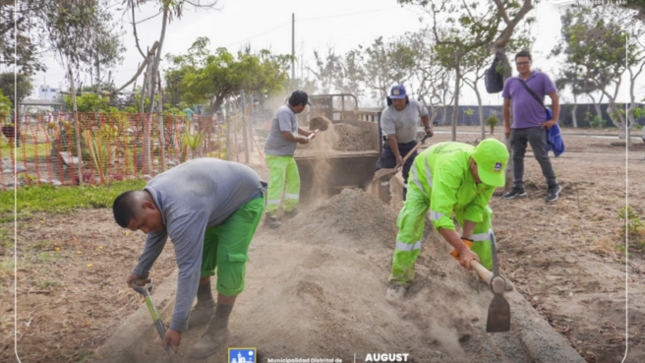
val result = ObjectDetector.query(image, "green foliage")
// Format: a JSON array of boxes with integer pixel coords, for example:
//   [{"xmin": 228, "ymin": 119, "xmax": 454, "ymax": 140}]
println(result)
[
  {"xmin": 618, "ymin": 206, "xmax": 645, "ymax": 251},
  {"xmin": 0, "ymin": 73, "xmax": 33, "ymax": 108},
  {"xmin": 64, "ymin": 93, "xmax": 109, "ymax": 113},
  {"xmin": 0, "ymin": 89, "xmax": 11, "ymax": 124},
  {"xmin": 486, "ymin": 115, "xmax": 499, "ymax": 127},
  {"xmin": 0, "ymin": 179, "xmax": 147, "ymax": 221},
  {"xmin": 83, "ymin": 124, "xmax": 118, "ymax": 183},
  {"xmin": 180, "ymin": 122, "xmax": 207, "ymax": 159},
  {"xmin": 486, "ymin": 114, "xmax": 499, "ymax": 134},
  {"xmin": 584, "ymin": 111, "xmax": 606, "ymax": 129},
  {"xmin": 165, "ymin": 37, "xmax": 292, "ymax": 110}
]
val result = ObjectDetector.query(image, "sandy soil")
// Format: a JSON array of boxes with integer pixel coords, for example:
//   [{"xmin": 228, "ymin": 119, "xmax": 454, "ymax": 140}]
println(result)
[
  {"xmin": 298, "ymin": 123, "xmax": 374, "ymax": 153},
  {"xmin": 1, "ymin": 126, "xmax": 644, "ymax": 363}
]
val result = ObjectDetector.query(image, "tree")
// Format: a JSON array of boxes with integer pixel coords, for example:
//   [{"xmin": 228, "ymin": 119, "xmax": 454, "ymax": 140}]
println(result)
[
  {"xmin": 400, "ymin": 0, "xmax": 535, "ymax": 188},
  {"xmin": 0, "ymin": 72, "xmax": 32, "ymax": 108},
  {"xmin": 308, "ymin": 48, "xmax": 342, "ymax": 94},
  {"xmin": 554, "ymin": 6, "xmax": 643, "ymax": 146},
  {"xmin": 0, "ymin": 1, "xmax": 46, "ymax": 74},
  {"xmin": 361, "ymin": 36, "xmax": 418, "ymax": 101},
  {"xmin": 166, "ymin": 37, "xmax": 291, "ymax": 112},
  {"xmin": 401, "ymin": 0, "xmax": 503, "ymax": 141},
  {"xmin": 403, "ymin": 28, "xmax": 454, "ymax": 125}
]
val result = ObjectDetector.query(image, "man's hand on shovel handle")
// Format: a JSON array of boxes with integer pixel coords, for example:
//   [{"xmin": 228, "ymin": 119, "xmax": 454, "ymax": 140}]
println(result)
[
  {"xmin": 458, "ymin": 249, "xmax": 479, "ymax": 270},
  {"xmin": 442, "ymin": 229, "xmax": 480, "ymax": 271},
  {"xmin": 162, "ymin": 328, "xmax": 181, "ymax": 353},
  {"xmin": 126, "ymin": 274, "xmax": 149, "ymax": 287}
]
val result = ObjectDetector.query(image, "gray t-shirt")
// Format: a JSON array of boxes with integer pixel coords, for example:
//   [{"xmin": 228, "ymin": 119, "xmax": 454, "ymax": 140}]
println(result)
[
  {"xmin": 131, "ymin": 158, "xmax": 265, "ymax": 332},
  {"xmin": 380, "ymin": 99, "xmax": 429, "ymax": 143},
  {"xmin": 264, "ymin": 104, "xmax": 299, "ymax": 156}
]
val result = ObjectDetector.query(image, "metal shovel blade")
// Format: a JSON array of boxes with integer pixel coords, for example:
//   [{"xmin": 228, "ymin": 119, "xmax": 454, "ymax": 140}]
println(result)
[
  {"xmin": 486, "ymin": 232, "xmax": 511, "ymax": 332},
  {"xmin": 486, "ymin": 293, "xmax": 511, "ymax": 332}
]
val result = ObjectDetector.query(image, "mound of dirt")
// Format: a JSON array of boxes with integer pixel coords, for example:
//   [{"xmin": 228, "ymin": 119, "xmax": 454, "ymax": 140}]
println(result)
[
  {"xmin": 297, "ymin": 123, "xmax": 374, "ymax": 154},
  {"xmin": 332, "ymin": 124, "xmax": 373, "ymax": 152},
  {"xmin": 287, "ymin": 188, "xmax": 400, "ymax": 248}
]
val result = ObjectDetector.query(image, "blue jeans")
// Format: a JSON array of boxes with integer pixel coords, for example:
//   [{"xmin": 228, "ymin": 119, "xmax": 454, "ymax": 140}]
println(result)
[{"xmin": 375, "ymin": 140, "xmax": 418, "ymax": 199}]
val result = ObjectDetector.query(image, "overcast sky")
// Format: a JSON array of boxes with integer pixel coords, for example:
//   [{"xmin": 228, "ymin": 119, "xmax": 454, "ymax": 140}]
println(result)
[{"xmin": 27, "ymin": 0, "xmax": 641, "ymax": 106}]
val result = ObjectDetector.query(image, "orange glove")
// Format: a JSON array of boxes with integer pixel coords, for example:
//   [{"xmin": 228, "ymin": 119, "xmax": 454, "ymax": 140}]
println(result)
[{"xmin": 450, "ymin": 238, "xmax": 474, "ymax": 260}]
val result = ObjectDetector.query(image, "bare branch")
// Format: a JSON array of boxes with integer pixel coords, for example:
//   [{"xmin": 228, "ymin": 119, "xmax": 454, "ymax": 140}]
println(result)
[{"xmin": 130, "ymin": 0, "xmax": 147, "ymax": 59}]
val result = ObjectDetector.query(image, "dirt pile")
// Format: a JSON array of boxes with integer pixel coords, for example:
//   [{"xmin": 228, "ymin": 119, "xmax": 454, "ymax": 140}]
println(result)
[
  {"xmin": 287, "ymin": 188, "xmax": 400, "ymax": 248},
  {"xmin": 298, "ymin": 123, "xmax": 373, "ymax": 154},
  {"xmin": 332, "ymin": 124, "xmax": 373, "ymax": 152}
]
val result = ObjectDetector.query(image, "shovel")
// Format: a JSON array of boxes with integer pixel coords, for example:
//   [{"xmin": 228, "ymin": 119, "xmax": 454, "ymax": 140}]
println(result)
[
  {"xmin": 372, "ymin": 134, "xmax": 431, "ymax": 182},
  {"xmin": 130, "ymin": 279, "xmax": 176, "ymax": 362},
  {"xmin": 309, "ymin": 116, "xmax": 331, "ymax": 132},
  {"xmin": 469, "ymin": 233, "xmax": 511, "ymax": 332}
]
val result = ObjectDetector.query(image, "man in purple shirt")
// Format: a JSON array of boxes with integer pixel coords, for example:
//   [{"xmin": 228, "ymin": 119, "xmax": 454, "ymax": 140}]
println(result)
[{"xmin": 502, "ymin": 51, "xmax": 561, "ymax": 202}]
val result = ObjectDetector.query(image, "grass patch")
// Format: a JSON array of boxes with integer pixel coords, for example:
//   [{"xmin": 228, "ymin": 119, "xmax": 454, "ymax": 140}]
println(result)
[
  {"xmin": 0, "ymin": 139, "xmax": 51, "ymax": 162},
  {"xmin": 25, "ymin": 240, "xmax": 52, "ymax": 251},
  {"xmin": 36, "ymin": 251, "xmax": 62, "ymax": 262},
  {"xmin": 0, "ymin": 179, "xmax": 147, "ymax": 220}
]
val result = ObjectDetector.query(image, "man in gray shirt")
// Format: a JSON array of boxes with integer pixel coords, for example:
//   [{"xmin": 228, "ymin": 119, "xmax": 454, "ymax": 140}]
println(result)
[
  {"xmin": 376, "ymin": 85, "xmax": 433, "ymax": 199},
  {"xmin": 263, "ymin": 90, "xmax": 315, "ymax": 228},
  {"xmin": 112, "ymin": 158, "xmax": 265, "ymax": 358}
]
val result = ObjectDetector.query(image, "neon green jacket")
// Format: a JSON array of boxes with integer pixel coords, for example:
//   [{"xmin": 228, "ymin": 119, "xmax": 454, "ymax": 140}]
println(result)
[{"xmin": 409, "ymin": 142, "xmax": 495, "ymax": 232}]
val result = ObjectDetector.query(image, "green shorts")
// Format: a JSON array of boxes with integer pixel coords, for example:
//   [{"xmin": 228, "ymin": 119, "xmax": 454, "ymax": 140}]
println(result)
[{"xmin": 201, "ymin": 195, "xmax": 264, "ymax": 296}]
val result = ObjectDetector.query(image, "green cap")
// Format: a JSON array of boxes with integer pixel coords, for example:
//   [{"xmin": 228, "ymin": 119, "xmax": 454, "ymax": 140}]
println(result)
[{"xmin": 471, "ymin": 139, "xmax": 509, "ymax": 187}]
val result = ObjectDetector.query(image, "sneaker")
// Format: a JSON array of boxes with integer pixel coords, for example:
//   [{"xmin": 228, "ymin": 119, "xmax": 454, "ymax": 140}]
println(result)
[
  {"xmin": 502, "ymin": 188, "xmax": 527, "ymax": 199},
  {"xmin": 283, "ymin": 208, "xmax": 299, "ymax": 219},
  {"xmin": 264, "ymin": 214, "xmax": 281, "ymax": 228},
  {"xmin": 188, "ymin": 300, "xmax": 215, "ymax": 330},
  {"xmin": 385, "ymin": 285, "xmax": 407, "ymax": 306},
  {"xmin": 545, "ymin": 185, "xmax": 561, "ymax": 202}
]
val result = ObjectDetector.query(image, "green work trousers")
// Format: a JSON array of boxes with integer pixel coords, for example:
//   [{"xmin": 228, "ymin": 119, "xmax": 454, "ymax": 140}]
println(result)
[
  {"xmin": 265, "ymin": 155, "xmax": 300, "ymax": 215},
  {"xmin": 389, "ymin": 183, "xmax": 495, "ymax": 287},
  {"xmin": 201, "ymin": 196, "xmax": 264, "ymax": 296}
]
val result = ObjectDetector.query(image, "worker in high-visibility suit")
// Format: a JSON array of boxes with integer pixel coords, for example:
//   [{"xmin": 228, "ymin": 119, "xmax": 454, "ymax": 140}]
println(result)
[{"xmin": 385, "ymin": 138, "xmax": 509, "ymax": 305}]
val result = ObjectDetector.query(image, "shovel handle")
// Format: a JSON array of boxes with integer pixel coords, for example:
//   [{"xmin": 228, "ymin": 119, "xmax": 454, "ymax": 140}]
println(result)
[
  {"xmin": 306, "ymin": 129, "xmax": 320, "ymax": 140},
  {"xmin": 471, "ymin": 261, "xmax": 508, "ymax": 294},
  {"xmin": 400, "ymin": 134, "xmax": 432, "ymax": 165},
  {"xmin": 470, "ymin": 260, "xmax": 493, "ymax": 285}
]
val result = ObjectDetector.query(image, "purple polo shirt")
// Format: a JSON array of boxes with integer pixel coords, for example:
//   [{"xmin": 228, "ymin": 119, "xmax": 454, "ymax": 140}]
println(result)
[{"xmin": 502, "ymin": 71, "xmax": 556, "ymax": 128}]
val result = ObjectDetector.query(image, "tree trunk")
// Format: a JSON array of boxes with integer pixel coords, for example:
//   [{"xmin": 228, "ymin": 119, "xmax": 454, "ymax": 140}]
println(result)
[
  {"xmin": 571, "ymin": 93, "xmax": 578, "ymax": 128},
  {"xmin": 147, "ymin": 9, "xmax": 168, "ymax": 114},
  {"xmin": 96, "ymin": 55, "xmax": 102, "ymax": 94},
  {"xmin": 473, "ymin": 81, "xmax": 484, "ymax": 140},
  {"xmin": 158, "ymin": 73, "xmax": 166, "ymax": 172},
  {"xmin": 241, "ymin": 90, "xmax": 250, "ymax": 163},
  {"xmin": 68, "ymin": 64, "xmax": 84, "ymax": 185},
  {"xmin": 451, "ymin": 56, "xmax": 461, "ymax": 142}
]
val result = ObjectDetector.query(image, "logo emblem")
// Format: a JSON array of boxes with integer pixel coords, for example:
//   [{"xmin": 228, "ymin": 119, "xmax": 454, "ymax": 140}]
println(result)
[
  {"xmin": 392, "ymin": 88, "xmax": 400, "ymax": 95},
  {"xmin": 229, "ymin": 347, "xmax": 256, "ymax": 363},
  {"xmin": 493, "ymin": 162, "xmax": 503, "ymax": 172}
]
